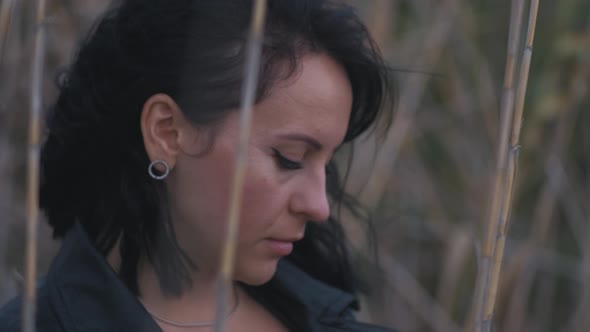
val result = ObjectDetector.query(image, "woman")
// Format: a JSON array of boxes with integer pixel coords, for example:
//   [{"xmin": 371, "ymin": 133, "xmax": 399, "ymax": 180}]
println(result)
[{"xmin": 0, "ymin": 0, "xmax": 396, "ymax": 331}]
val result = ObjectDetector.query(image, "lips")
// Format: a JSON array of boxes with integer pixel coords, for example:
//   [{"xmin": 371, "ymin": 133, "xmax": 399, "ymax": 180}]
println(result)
[
  {"xmin": 268, "ymin": 236, "xmax": 303, "ymax": 243},
  {"xmin": 265, "ymin": 237, "xmax": 302, "ymax": 256}
]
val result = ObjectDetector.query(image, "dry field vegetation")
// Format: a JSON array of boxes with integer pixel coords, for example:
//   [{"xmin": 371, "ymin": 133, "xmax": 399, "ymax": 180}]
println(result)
[{"xmin": 1, "ymin": 1, "xmax": 589, "ymax": 331}]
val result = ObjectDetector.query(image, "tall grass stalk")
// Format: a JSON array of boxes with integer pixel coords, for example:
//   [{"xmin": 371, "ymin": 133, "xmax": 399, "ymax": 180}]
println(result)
[
  {"xmin": 382, "ymin": 257, "xmax": 461, "ymax": 332},
  {"xmin": 470, "ymin": 0, "xmax": 525, "ymax": 329},
  {"xmin": 22, "ymin": 0, "xmax": 48, "ymax": 332},
  {"xmin": 484, "ymin": 0, "xmax": 540, "ymax": 329},
  {"xmin": 0, "ymin": 0, "xmax": 16, "ymax": 64},
  {"xmin": 358, "ymin": 0, "xmax": 459, "ymax": 209},
  {"xmin": 213, "ymin": 1, "xmax": 267, "ymax": 331},
  {"xmin": 472, "ymin": 1, "xmax": 539, "ymax": 331}
]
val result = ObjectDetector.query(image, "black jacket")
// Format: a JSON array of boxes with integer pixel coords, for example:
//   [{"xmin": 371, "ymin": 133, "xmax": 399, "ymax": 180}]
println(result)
[{"xmin": 0, "ymin": 224, "xmax": 396, "ymax": 332}]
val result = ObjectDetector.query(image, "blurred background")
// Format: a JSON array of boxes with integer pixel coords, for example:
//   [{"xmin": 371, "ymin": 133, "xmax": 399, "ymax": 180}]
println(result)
[{"xmin": 0, "ymin": 1, "xmax": 589, "ymax": 331}]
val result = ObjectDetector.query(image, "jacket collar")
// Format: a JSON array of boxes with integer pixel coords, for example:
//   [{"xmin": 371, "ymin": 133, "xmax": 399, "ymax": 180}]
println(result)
[
  {"xmin": 47, "ymin": 223, "xmax": 161, "ymax": 332},
  {"xmin": 274, "ymin": 260, "xmax": 358, "ymax": 320},
  {"xmin": 45, "ymin": 223, "xmax": 376, "ymax": 332}
]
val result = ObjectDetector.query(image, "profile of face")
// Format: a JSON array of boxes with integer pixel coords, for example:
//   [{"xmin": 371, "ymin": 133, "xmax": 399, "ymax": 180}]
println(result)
[{"xmin": 141, "ymin": 53, "xmax": 353, "ymax": 286}]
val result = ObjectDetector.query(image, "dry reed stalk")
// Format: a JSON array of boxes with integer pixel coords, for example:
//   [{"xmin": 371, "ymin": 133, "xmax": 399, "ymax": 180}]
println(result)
[
  {"xmin": 471, "ymin": 1, "xmax": 539, "ymax": 331},
  {"xmin": 560, "ymin": 37, "xmax": 590, "ymax": 332},
  {"xmin": 532, "ymin": 271, "xmax": 556, "ymax": 332},
  {"xmin": 368, "ymin": 0, "xmax": 394, "ymax": 51},
  {"xmin": 454, "ymin": 0, "xmax": 500, "ymax": 126},
  {"xmin": 358, "ymin": 0, "xmax": 459, "ymax": 209},
  {"xmin": 22, "ymin": 0, "xmax": 48, "ymax": 331},
  {"xmin": 503, "ymin": 71, "xmax": 583, "ymax": 331},
  {"xmin": 573, "ymin": 226, "xmax": 590, "ymax": 331},
  {"xmin": 0, "ymin": 0, "xmax": 14, "ymax": 294},
  {"xmin": 213, "ymin": 1, "xmax": 266, "ymax": 331},
  {"xmin": 0, "ymin": 0, "xmax": 15, "ymax": 64},
  {"xmin": 341, "ymin": 0, "xmax": 395, "ymax": 212},
  {"xmin": 437, "ymin": 228, "xmax": 472, "ymax": 310},
  {"xmin": 0, "ymin": 138, "xmax": 12, "ymax": 302},
  {"xmin": 381, "ymin": 256, "xmax": 461, "ymax": 332},
  {"xmin": 484, "ymin": 0, "xmax": 540, "ymax": 327},
  {"xmin": 469, "ymin": 0, "xmax": 525, "ymax": 329}
]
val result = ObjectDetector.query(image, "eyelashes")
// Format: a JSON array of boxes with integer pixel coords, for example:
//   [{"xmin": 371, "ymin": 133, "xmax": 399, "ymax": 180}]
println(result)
[
  {"xmin": 272, "ymin": 148, "xmax": 333, "ymax": 175},
  {"xmin": 272, "ymin": 149, "xmax": 303, "ymax": 170}
]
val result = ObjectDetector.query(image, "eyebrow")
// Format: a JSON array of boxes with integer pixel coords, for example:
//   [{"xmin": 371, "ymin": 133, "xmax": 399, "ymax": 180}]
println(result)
[{"xmin": 277, "ymin": 133, "xmax": 323, "ymax": 150}]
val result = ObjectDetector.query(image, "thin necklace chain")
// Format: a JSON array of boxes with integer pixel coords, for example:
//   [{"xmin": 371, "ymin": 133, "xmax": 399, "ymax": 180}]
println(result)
[{"xmin": 139, "ymin": 286, "xmax": 240, "ymax": 328}]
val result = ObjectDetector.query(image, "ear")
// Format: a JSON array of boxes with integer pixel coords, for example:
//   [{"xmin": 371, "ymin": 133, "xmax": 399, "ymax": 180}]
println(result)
[{"xmin": 140, "ymin": 93, "xmax": 187, "ymax": 170}]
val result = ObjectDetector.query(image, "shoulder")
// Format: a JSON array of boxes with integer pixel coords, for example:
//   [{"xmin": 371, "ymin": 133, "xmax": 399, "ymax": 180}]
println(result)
[
  {"xmin": 0, "ymin": 295, "xmax": 21, "ymax": 332},
  {"xmin": 275, "ymin": 259, "xmax": 357, "ymax": 316},
  {"xmin": 275, "ymin": 260, "xmax": 398, "ymax": 332},
  {"xmin": 0, "ymin": 281, "xmax": 64, "ymax": 332}
]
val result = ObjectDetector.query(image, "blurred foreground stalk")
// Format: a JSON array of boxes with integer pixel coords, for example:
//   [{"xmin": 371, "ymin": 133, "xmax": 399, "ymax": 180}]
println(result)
[
  {"xmin": 471, "ymin": 1, "xmax": 540, "ymax": 331},
  {"xmin": 0, "ymin": 0, "xmax": 16, "ymax": 64},
  {"xmin": 22, "ymin": 0, "xmax": 48, "ymax": 332},
  {"xmin": 213, "ymin": 1, "xmax": 267, "ymax": 332}
]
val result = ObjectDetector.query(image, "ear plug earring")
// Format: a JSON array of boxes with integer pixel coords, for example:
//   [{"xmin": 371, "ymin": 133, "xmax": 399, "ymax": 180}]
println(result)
[{"xmin": 148, "ymin": 160, "xmax": 170, "ymax": 180}]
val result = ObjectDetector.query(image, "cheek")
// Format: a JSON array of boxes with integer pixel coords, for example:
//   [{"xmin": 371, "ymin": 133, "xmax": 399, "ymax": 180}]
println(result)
[
  {"xmin": 239, "ymin": 175, "xmax": 276, "ymax": 230},
  {"xmin": 237, "ymin": 162, "xmax": 288, "ymax": 236},
  {"xmin": 172, "ymin": 147, "xmax": 290, "ymax": 250},
  {"xmin": 170, "ymin": 153, "xmax": 235, "ymax": 245}
]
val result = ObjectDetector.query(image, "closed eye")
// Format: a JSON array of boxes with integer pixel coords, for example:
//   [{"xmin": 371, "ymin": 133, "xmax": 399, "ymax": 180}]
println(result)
[{"xmin": 272, "ymin": 149, "xmax": 303, "ymax": 170}]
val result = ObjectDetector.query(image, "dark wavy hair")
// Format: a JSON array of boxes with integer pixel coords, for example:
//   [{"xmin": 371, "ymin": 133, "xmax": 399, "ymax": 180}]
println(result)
[{"xmin": 40, "ymin": 0, "xmax": 393, "ymax": 329}]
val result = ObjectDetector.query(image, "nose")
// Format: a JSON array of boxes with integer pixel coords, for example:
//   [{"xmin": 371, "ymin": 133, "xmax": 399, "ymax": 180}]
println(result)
[{"xmin": 289, "ymin": 169, "xmax": 330, "ymax": 223}]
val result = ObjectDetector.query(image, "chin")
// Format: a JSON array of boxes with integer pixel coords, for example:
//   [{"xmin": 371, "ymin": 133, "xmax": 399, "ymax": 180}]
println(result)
[{"xmin": 236, "ymin": 259, "xmax": 280, "ymax": 286}]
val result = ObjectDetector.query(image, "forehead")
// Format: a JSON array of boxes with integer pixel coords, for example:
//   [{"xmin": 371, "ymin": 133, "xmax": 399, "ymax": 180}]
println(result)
[{"xmin": 252, "ymin": 53, "xmax": 353, "ymax": 148}]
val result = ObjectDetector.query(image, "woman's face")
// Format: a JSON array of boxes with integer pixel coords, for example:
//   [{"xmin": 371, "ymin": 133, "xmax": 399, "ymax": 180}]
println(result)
[{"xmin": 157, "ymin": 53, "xmax": 352, "ymax": 285}]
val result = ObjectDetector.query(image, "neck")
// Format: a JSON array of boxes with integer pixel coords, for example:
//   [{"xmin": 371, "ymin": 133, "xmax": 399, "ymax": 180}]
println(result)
[{"xmin": 136, "ymin": 259, "xmax": 238, "ymax": 325}]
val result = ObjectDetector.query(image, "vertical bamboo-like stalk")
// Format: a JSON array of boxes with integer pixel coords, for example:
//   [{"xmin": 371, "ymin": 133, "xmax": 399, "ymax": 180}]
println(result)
[
  {"xmin": 0, "ymin": 0, "xmax": 16, "ymax": 64},
  {"xmin": 22, "ymin": 1, "xmax": 48, "ymax": 332},
  {"xmin": 471, "ymin": 1, "xmax": 540, "ymax": 331},
  {"xmin": 468, "ymin": 0, "xmax": 523, "ymax": 330},
  {"xmin": 483, "ymin": 0, "xmax": 540, "ymax": 328},
  {"xmin": 0, "ymin": 0, "xmax": 17, "ymax": 285},
  {"xmin": 470, "ymin": 0, "xmax": 525, "ymax": 329},
  {"xmin": 213, "ymin": 1, "xmax": 267, "ymax": 332}
]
